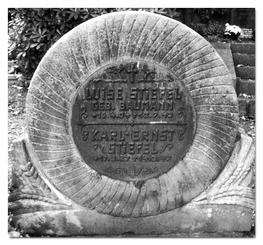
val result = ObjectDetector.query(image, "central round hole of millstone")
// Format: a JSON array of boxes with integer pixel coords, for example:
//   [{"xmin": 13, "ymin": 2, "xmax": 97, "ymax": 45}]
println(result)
[{"xmin": 71, "ymin": 60, "xmax": 196, "ymax": 181}]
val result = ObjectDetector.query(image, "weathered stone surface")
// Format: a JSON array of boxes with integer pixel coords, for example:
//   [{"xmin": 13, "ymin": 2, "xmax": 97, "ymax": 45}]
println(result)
[
  {"xmin": 9, "ymin": 128, "xmax": 255, "ymax": 236},
  {"xmin": 9, "ymin": 11, "xmax": 255, "ymax": 236},
  {"xmin": 211, "ymin": 42, "xmax": 236, "ymax": 89}
]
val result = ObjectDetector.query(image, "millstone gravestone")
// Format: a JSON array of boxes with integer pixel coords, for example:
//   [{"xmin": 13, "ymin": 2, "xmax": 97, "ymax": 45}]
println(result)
[{"xmin": 9, "ymin": 11, "xmax": 255, "ymax": 237}]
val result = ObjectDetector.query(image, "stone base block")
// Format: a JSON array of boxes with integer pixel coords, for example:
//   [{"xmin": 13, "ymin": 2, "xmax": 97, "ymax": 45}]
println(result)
[{"xmin": 12, "ymin": 204, "xmax": 253, "ymax": 237}]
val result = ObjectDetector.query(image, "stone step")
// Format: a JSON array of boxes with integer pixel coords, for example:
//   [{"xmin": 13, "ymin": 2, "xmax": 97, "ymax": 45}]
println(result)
[
  {"xmin": 238, "ymin": 97, "xmax": 255, "ymax": 118},
  {"xmin": 232, "ymin": 53, "xmax": 255, "ymax": 67},
  {"xmin": 8, "ymin": 60, "xmax": 15, "ymax": 72},
  {"xmin": 235, "ymin": 66, "xmax": 255, "ymax": 80},
  {"xmin": 231, "ymin": 43, "xmax": 255, "ymax": 55},
  {"xmin": 236, "ymin": 78, "xmax": 255, "ymax": 95},
  {"xmin": 8, "ymin": 74, "xmax": 18, "ymax": 80}
]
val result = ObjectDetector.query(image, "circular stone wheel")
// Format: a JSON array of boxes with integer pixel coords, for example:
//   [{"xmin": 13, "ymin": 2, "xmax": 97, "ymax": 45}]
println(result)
[{"xmin": 26, "ymin": 11, "xmax": 239, "ymax": 217}]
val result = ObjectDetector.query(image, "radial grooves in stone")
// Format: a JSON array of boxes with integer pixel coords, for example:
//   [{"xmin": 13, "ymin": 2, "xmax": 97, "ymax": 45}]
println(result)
[
  {"xmin": 130, "ymin": 14, "xmax": 150, "ymax": 58},
  {"xmin": 182, "ymin": 66, "xmax": 228, "ymax": 85},
  {"xmin": 190, "ymin": 84, "xmax": 235, "ymax": 95},
  {"xmin": 195, "ymin": 133, "xmax": 229, "ymax": 158},
  {"xmin": 82, "ymin": 176, "xmax": 109, "ymax": 207},
  {"xmin": 34, "ymin": 72, "xmax": 72, "ymax": 104},
  {"xmin": 32, "ymin": 143, "xmax": 74, "ymax": 152},
  {"xmin": 64, "ymin": 173, "xmax": 95, "ymax": 199},
  {"xmin": 131, "ymin": 185, "xmax": 147, "ymax": 218},
  {"xmin": 86, "ymin": 22, "xmax": 100, "ymax": 67},
  {"xmin": 116, "ymin": 13, "xmax": 126, "ymax": 59},
  {"xmin": 110, "ymin": 13, "xmax": 125, "ymax": 60},
  {"xmin": 186, "ymin": 75, "xmax": 232, "ymax": 91},
  {"xmin": 198, "ymin": 122, "xmax": 236, "ymax": 145},
  {"xmin": 158, "ymin": 31, "xmax": 189, "ymax": 64},
  {"xmin": 76, "ymin": 31, "xmax": 90, "ymax": 73},
  {"xmin": 78, "ymin": 24, "xmax": 96, "ymax": 70},
  {"xmin": 61, "ymin": 176, "xmax": 91, "ymax": 197},
  {"xmin": 38, "ymin": 151, "xmax": 77, "ymax": 163},
  {"xmin": 28, "ymin": 126, "xmax": 70, "ymax": 141},
  {"xmin": 140, "ymin": 18, "xmax": 169, "ymax": 59},
  {"xmin": 121, "ymin": 187, "xmax": 140, "ymax": 217},
  {"xmin": 198, "ymin": 112, "xmax": 238, "ymax": 126},
  {"xmin": 32, "ymin": 84, "xmax": 69, "ymax": 113},
  {"xmin": 44, "ymin": 158, "xmax": 80, "ymax": 172},
  {"xmin": 195, "ymin": 105, "xmax": 238, "ymax": 114},
  {"xmin": 172, "ymin": 46, "xmax": 214, "ymax": 74},
  {"xmin": 168, "ymin": 36, "xmax": 202, "ymax": 70},
  {"xmin": 166, "ymin": 35, "xmax": 199, "ymax": 68},
  {"xmin": 36, "ymin": 149, "xmax": 76, "ymax": 162},
  {"xmin": 95, "ymin": 21, "xmax": 102, "ymax": 65},
  {"xmin": 28, "ymin": 109, "xmax": 67, "ymax": 132},
  {"xmin": 27, "ymin": 105, "xmax": 67, "ymax": 125},
  {"xmin": 111, "ymin": 183, "xmax": 133, "ymax": 216},
  {"xmin": 108, "ymin": 182, "xmax": 130, "ymax": 216},
  {"xmin": 42, "ymin": 61, "xmax": 77, "ymax": 89},
  {"xmin": 191, "ymin": 92, "xmax": 236, "ymax": 99},
  {"xmin": 104, "ymin": 16, "xmax": 113, "ymax": 61},
  {"xmin": 68, "ymin": 34, "xmax": 89, "ymax": 77},
  {"xmin": 191, "ymin": 144, "xmax": 221, "ymax": 172},
  {"xmin": 30, "ymin": 136, "xmax": 66, "ymax": 145},
  {"xmin": 49, "ymin": 164, "xmax": 85, "ymax": 180},
  {"xmin": 88, "ymin": 178, "xmax": 112, "ymax": 209},
  {"xmin": 103, "ymin": 17, "xmax": 111, "ymax": 62},
  {"xmin": 76, "ymin": 177, "xmax": 101, "ymax": 204},
  {"xmin": 196, "ymin": 127, "xmax": 231, "ymax": 151},
  {"xmin": 186, "ymin": 154, "xmax": 217, "ymax": 178},
  {"xmin": 123, "ymin": 13, "xmax": 138, "ymax": 57},
  {"xmin": 55, "ymin": 168, "xmax": 88, "ymax": 187},
  {"xmin": 192, "ymin": 94, "xmax": 238, "ymax": 109},
  {"xmin": 150, "ymin": 22, "xmax": 179, "ymax": 60},
  {"xmin": 27, "ymin": 94, "xmax": 66, "ymax": 121},
  {"xmin": 133, "ymin": 15, "xmax": 160, "ymax": 58},
  {"xmin": 179, "ymin": 62, "xmax": 225, "ymax": 81},
  {"xmin": 29, "ymin": 116, "xmax": 66, "ymax": 134},
  {"xmin": 119, "ymin": 14, "xmax": 137, "ymax": 58},
  {"xmin": 63, "ymin": 42, "xmax": 83, "ymax": 80},
  {"xmin": 96, "ymin": 181, "xmax": 120, "ymax": 213},
  {"xmin": 102, "ymin": 181, "xmax": 127, "ymax": 214}
]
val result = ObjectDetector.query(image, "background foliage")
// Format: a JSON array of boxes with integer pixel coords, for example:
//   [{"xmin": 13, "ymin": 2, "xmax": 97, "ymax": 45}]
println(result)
[{"xmin": 8, "ymin": 8, "xmax": 238, "ymax": 83}]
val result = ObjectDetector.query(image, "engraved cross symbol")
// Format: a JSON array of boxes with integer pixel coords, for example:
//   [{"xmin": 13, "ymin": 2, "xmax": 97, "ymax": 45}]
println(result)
[{"xmin": 126, "ymin": 62, "xmax": 139, "ymax": 83}]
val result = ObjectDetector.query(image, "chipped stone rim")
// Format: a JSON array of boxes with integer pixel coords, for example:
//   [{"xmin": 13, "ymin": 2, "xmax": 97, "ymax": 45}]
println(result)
[{"xmin": 26, "ymin": 11, "xmax": 239, "ymax": 217}]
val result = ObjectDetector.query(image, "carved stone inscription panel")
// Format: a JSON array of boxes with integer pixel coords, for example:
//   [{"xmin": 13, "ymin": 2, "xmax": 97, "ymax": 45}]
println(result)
[{"xmin": 71, "ymin": 61, "xmax": 196, "ymax": 181}]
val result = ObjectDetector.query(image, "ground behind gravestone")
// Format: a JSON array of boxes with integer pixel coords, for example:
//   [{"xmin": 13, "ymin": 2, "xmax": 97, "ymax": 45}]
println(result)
[{"xmin": 7, "ymin": 81, "xmax": 255, "ymax": 237}]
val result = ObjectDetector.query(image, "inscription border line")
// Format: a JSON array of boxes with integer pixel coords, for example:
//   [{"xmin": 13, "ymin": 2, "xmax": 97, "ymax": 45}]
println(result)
[{"xmin": 78, "ymin": 122, "xmax": 188, "ymax": 126}]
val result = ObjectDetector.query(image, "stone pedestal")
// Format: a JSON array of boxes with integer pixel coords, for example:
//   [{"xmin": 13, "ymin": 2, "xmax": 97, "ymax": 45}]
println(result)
[{"xmin": 8, "ymin": 11, "xmax": 255, "ymax": 237}]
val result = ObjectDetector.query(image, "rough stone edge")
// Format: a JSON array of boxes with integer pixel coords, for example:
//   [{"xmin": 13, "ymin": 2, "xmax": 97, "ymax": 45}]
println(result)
[
  {"xmin": 211, "ymin": 42, "xmax": 237, "ymax": 89},
  {"xmin": 8, "ymin": 132, "xmax": 79, "ymax": 215},
  {"xmin": 9, "ymin": 127, "xmax": 255, "ymax": 236}
]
